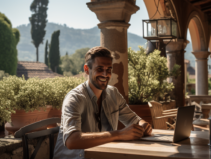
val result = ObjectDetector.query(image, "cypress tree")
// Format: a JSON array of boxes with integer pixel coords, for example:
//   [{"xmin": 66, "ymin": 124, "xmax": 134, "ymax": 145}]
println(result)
[
  {"xmin": 29, "ymin": 0, "xmax": 49, "ymax": 62},
  {"xmin": 44, "ymin": 40, "xmax": 49, "ymax": 66},
  {"xmin": 49, "ymin": 30, "xmax": 60, "ymax": 73},
  {"xmin": 0, "ymin": 12, "xmax": 20, "ymax": 75}
]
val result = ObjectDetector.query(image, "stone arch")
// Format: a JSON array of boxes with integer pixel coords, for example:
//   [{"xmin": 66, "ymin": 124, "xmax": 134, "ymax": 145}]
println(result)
[
  {"xmin": 143, "ymin": 0, "xmax": 165, "ymax": 19},
  {"xmin": 185, "ymin": 11, "xmax": 207, "ymax": 52}
]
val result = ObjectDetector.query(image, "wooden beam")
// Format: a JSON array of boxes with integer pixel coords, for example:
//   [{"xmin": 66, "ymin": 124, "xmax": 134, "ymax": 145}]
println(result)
[
  {"xmin": 191, "ymin": 0, "xmax": 211, "ymax": 6},
  {"xmin": 202, "ymin": 7, "xmax": 211, "ymax": 12}
]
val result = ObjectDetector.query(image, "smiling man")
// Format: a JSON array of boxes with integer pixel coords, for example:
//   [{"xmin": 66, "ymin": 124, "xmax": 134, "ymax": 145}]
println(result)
[{"xmin": 53, "ymin": 46, "xmax": 152, "ymax": 159}]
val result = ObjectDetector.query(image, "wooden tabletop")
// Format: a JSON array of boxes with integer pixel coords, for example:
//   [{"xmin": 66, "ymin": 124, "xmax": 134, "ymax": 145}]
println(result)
[{"xmin": 85, "ymin": 129, "xmax": 211, "ymax": 159}]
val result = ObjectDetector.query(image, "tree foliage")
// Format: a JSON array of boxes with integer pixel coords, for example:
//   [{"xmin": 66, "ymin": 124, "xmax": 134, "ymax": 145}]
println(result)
[
  {"xmin": 49, "ymin": 30, "xmax": 61, "ymax": 73},
  {"xmin": 60, "ymin": 47, "xmax": 90, "ymax": 76},
  {"xmin": 0, "ymin": 12, "xmax": 20, "ymax": 75},
  {"xmin": 44, "ymin": 40, "xmax": 49, "ymax": 66},
  {"xmin": 128, "ymin": 46, "xmax": 181, "ymax": 104},
  {"xmin": 29, "ymin": 0, "xmax": 49, "ymax": 62},
  {"xmin": 60, "ymin": 52, "xmax": 73, "ymax": 76}
]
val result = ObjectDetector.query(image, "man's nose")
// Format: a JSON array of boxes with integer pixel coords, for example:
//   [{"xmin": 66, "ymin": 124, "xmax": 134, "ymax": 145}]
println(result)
[{"xmin": 102, "ymin": 70, "xmax": 107, "ymax": 76}]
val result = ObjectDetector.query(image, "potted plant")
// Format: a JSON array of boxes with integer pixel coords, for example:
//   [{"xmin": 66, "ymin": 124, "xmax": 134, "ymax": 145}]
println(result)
[
  {"xmin": 0, "ymin": 70, "xmax": 10, "ymax": 131},
  {"xmin": 3, "ymin": 76, "xmax": 52, "ymax": 133},
  {"xmin": 1, "ymin": 76, "xmax": 85, "ymax": 134},
  {"xmin": 118, "ymin": 46, "xmax": 180, "ymax": 129}
]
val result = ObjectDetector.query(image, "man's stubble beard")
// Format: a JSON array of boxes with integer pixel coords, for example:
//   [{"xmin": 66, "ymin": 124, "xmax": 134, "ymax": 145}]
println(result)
[{"xmin": 89, "ymin": 70, "xmax": 108, "ymax": 90}]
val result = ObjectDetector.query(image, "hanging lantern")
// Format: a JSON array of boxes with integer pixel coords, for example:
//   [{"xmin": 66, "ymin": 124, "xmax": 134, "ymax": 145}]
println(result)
[{"xmin": 142, "ymin": 18, "xmax": 177, "ymax": 40}]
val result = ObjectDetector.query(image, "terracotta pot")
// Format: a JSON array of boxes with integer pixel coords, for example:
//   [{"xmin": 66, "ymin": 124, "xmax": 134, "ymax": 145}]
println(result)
[
  {"xmin": 48, "ymin": 107, "xmax": 62, "ymax": 118},
  {"xmin": 47, "ymin": 107, "xmax": 62, "ymax": 128},
  {"xmin": 117, "ymin": 103, "xmax": 152, "ymax": 130},
  {"xmin": 5, "ymin": 106, "xmax": 52, "ymax": 134}
]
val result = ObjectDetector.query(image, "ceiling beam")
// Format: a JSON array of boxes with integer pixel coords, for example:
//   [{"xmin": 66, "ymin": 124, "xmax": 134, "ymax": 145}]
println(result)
[
  {"xmin": 202, "ymin": 7, "xmax": 211, "ymax": 12},
  {"xmin": 191, "ymin": 0, "xmax": 211, "ymax": 6}
]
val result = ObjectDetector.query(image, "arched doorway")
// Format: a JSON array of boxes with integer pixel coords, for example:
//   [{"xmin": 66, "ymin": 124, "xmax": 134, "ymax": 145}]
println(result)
[{"xmin": 186, "ymin": 11, "xmax": 210, "ymax": 95}]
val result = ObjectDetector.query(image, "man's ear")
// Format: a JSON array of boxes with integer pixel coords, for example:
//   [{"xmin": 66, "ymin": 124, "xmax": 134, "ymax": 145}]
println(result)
[{"xmin": 84, "ymin": 64, "xmax": 89, "ymax": 75}]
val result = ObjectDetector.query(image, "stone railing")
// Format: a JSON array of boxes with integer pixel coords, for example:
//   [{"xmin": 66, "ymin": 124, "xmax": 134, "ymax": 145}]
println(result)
[
  {"xmin": 0, "ymin": 134, "xmax": 57, "ymax": 159},
  {"xmin": 186, "ymin": 95, "xmax": 211, "ymax": 105}
]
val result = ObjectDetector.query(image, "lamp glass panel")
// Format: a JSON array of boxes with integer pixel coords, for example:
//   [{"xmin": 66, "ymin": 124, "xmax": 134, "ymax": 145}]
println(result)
[
  {"xmin": 172, "ymin": 20, "xmax": 177, "ymax": 37},
  {"xmin": 145, "ymin": 21, "xmax": 157, "ymax": 37},
  {"xmin": 158, "ymin": 20, "xmax": 171, "ymax": 36}
]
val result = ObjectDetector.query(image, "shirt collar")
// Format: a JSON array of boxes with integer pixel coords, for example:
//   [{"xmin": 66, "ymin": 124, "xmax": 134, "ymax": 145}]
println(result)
[
  {"xmin": 85, "ymin": 80, "xmax": 108, "ymax": 101},
  {"xmin": 86, "ymin": 80, "xmax": 96, "ymax": 100}
]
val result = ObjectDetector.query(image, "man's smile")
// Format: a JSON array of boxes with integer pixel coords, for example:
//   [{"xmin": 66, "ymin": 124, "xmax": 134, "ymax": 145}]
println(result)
[{"xmin": 97, "ymin": 77, "xmax": 108, "ymax": 82}]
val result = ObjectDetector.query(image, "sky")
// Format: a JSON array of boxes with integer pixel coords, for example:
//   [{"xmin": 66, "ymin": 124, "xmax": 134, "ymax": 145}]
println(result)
[{"xmin": 0, "ymin": 0, "xmax": 150, "ymax": 36}]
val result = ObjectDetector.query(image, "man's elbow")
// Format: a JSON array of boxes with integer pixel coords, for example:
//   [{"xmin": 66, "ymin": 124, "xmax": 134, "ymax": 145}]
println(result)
[
  {"xmin": 65, "ymin": 131, "xmax": 81, "ymax": 149},
  {"xmin": 65, "ymin": 141, "xmax": 75, "ymax": 149}
]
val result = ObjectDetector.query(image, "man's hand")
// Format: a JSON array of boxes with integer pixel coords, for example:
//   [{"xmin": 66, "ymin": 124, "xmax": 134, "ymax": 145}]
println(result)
[
  {"xmin": 117, "ymin": 124, "xmax": 145, "ymax": 140},
  {"xmin": 139, "ymin": 120, "xmax": 152, "ymax": 136}
]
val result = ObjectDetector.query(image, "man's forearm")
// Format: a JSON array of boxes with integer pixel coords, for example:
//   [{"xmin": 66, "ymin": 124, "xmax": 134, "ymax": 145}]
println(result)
[{"xmin": 66, "ymin": 131, "xmax": 119, "ymax": 149}]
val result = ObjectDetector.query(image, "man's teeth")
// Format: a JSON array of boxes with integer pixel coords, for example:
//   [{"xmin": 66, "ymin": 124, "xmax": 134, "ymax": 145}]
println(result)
[{"xmin": 99, "ymin": 77, "xmax": 106, "ymax": 82}]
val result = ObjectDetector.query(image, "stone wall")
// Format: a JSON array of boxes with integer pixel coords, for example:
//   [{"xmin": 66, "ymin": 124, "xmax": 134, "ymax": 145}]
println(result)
[{"xmin": 0, "ymin": 134, "xmax": 57, "ymax": 159}]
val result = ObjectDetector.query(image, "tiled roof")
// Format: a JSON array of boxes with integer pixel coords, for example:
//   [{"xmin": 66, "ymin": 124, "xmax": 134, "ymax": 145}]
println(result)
[
  {"xmin": 17, "ymin": 61, "xmax": 63, "ymax": 79},
  {"xmin": 187, "ymin": 66, "xmax": 195, "ymax": 75}
]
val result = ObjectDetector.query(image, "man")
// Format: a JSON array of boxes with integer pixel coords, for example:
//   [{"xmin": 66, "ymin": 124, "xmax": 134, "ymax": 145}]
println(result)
[{"xmin": 53, "ymin": 46, "xmax": 152, "ymax": 159}]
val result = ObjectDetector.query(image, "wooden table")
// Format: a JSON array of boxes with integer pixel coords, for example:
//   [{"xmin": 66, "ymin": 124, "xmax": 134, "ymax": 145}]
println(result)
[
  {"xmin": 201, "ymin": 104, "xmax": 211, "ymax": 119},
  {"xmin": 85, "ymin": 129, "xmax": 211, "ymax": 159}
]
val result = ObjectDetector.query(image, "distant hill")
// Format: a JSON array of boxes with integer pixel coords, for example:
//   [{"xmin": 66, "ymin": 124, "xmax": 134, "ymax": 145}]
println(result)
[
  {"xmin": 16, "ymin": 23, "xmax": 147, "ymax": 62},
  {"xmin": 16, "ymin": 22, "xmax": 211, "ymax": 73}
]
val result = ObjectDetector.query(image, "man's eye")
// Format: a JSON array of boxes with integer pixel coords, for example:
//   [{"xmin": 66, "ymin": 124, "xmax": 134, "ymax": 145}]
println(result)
[
  {"xmin": 97, "ymin": 68, "xmax": 103, "ymax": 72},
  {"xmin": 107, "ymin": 69, "xmax": 112, "ymax": 73}
]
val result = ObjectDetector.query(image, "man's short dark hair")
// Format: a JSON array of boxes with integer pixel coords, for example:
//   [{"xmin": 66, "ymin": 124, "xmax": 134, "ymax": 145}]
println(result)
[{"xmin": 85, "ymin": 46, "xmax": 114, "ymax": 69}]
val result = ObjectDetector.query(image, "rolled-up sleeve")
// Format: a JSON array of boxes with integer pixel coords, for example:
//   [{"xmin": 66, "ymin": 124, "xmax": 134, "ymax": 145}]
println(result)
[
  {"xmin": 62, "ymin": 93, "xmax": 83, "ymax": 145},
  {"xmin": 115, "ymin": 88, "xmax": 141, "ymax": 126}
]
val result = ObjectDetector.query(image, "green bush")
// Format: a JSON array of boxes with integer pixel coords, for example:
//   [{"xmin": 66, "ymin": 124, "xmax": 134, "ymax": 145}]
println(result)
[
  {"xmin": 0, "ymin": 76, "xmax": 25, "ymax": 124},
  {"xmin": 0, "ymin": 76, "xmax": 85, "ymax": 124},
  {"xmin": 60, "ymin": 48, "xmax": 90, "ymax": 76},
  {"xmin": 128, "ymin": 46, "xmax": 180, "ymax": 104},
  {"xmin": 0, "ymin": 13, "xmax": 20, "ymax": 75},
  {"xmin": 0, "ymin": 70, "xmax": 9, "ymax": 80}
]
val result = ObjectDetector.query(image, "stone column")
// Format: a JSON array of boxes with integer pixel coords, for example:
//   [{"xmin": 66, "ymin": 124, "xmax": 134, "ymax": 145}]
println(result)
[
  {"xmin": 87, "ymin": 0, "xmax": 139, "ymax": 102},
  {"xmin": 192, "ymin": 51, "xmax": 210, "ymax": 95},
  {"xmin": 166, "ymin": 39, "xmax": 189, "ymax": 107}
]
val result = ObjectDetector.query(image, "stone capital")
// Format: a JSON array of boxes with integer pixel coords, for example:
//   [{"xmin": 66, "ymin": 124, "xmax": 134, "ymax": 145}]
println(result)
[
  {"xmin": 192, "ymin": 51, "xmax": 210, "ymax": 59},
  {"xmin": 166, "ymin": 39, "xmax": 189, "ymax": 53},
  {"xmin": 87, "ymin": 0, "xmax": 139, "ymax": 23},
  {"xmin": 98, "ymin": 21, "xmax": 130, "ymax": 29}
]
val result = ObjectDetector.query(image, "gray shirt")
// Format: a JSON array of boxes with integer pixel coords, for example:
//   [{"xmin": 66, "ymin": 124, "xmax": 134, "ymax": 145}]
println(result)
[{"xmin": 53, "ymin": 81, "xmax": 141, "ymax": 159}]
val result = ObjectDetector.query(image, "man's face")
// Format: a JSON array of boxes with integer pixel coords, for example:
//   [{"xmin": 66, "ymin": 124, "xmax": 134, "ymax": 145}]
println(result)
[{"xmin": 88, "ymin": 57, "xmax": 112, "ymax": 90}]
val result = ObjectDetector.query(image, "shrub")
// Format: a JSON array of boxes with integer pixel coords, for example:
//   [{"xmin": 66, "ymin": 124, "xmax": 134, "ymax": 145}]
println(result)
[
  {"xmin": 128, "ymin": 46, "xmax": 180, "ymax": 104},
  {"xmin": 0, "ymin": 76, "xmax": 85, "ymax": 124},
  {"xmin": 43, "ymin": 77, "xmax": 85, "ymax": 109},
  {"xmin": 0, "ymin": 70, "xmax": 9, "ymax": 80},
  {"xmin": 0, "ymin": 13, "xmax": 19, "ymax": 75},
  {"xmin": 0, "ymin": 76, "xmax": 26, "ymax": 124}
]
